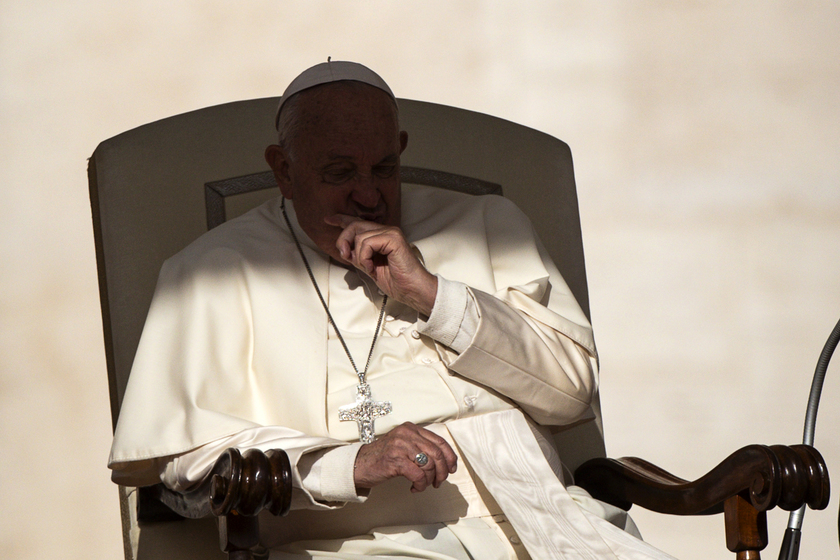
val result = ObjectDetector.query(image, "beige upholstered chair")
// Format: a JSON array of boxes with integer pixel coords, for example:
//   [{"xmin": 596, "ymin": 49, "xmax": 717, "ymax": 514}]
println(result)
[{"xmin": 89, "ymin": 98, "xmax": 827, "ymax": 560}]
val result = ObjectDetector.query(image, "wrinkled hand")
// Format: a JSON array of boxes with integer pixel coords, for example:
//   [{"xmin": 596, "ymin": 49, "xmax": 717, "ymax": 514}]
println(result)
[
  {"xmin": 325, "ymin": 214, "xmax": 438, "ymax": 316},
  {"xmin": 353, "ymin": 422, "xmax": 458, "ymax": 493}
]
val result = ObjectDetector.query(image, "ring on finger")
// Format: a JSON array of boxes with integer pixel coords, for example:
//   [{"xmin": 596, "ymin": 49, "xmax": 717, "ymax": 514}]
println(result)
[{"xmin": 415, "ymin": 452, "xmax": 429, "ymax": 467}]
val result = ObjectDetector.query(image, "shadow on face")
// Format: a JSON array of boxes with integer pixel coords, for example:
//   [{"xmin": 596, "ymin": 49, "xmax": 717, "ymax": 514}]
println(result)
[{"xmin": 266, "ymin": 82, "xmax": 408, "ymax": 260}]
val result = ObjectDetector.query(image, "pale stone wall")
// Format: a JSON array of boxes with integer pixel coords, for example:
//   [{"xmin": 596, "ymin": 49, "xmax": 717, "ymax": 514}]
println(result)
[{"xmin": 2, "ymin": 2, "xmax": 838, "ymax": 558}]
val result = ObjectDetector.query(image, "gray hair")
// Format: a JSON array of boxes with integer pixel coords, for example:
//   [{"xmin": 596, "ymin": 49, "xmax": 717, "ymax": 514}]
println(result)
[
  {"xmin": 275, "ymin": 90, "xmax": 307, "ymax": 162},
  {"xmin": 275, "ymin": 81, "xmax": 400, "ymax": 162}
]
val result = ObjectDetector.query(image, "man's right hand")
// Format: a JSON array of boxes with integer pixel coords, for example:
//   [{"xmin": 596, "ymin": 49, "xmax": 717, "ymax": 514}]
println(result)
[
  {"xmin": 325, "ymin": 215, "xmax": 439, "ymax": 317},
  {"xmin": 353, "ymin": 422, "xmax": 458, "ymax": 493}
]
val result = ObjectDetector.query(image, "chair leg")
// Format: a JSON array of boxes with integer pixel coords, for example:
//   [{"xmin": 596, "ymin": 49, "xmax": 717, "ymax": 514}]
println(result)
[
  {"xmin": 219, "ymin": 512, "xmax": 260, "ymax": 560},
  {"xmin": 725, "ymin": 493, "xmax": 768, "ymax": 560}
]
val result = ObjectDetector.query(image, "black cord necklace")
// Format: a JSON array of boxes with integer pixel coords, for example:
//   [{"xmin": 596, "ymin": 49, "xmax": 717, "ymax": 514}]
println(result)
[{"xmin": 281, "ymin": 199, "xmax": 393, "ymax": 443}]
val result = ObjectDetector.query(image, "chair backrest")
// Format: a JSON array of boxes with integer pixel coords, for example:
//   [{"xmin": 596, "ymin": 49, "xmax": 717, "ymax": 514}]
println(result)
[{"xmin": 89, "ymin": 96, "xmax": 604, "ymax": 476}]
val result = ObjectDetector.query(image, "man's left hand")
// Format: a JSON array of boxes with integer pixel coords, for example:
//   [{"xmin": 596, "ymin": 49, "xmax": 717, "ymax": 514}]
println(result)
[{"xmin": 326, "ymin": 214, "xmax": 438, "ymax": 316}]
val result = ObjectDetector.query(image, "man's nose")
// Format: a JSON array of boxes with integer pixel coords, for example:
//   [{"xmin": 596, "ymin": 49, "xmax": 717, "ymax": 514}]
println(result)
[{"xmin": 350, "ymin": 174, "xmax": 380, "ymax": 208}]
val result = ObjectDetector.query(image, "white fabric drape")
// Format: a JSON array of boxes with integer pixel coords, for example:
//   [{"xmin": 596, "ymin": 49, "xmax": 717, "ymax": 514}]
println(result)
[{"xmin": 449, "ymin": 409, "xmax": 676, "ymax": 559}]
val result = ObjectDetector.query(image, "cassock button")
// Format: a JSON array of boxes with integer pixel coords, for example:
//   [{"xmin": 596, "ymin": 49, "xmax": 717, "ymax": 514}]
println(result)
[
  {"xmin": 509, "ymin": 536, "xmax": 521, "ymax": 545},
  {"xmin": 422, "ymin": 357, "xmax": 433, "ymax": 364},
  {"xmin": 385, "ymin": 315, "xmax": 395, "ymax": 322},
  {"xmin": 411, "ymin": 330, "xmax": 421, "ymax": 339},
  {"xmin": 464, "ymin": 395, "xmax": 477, "ymax": 410}
]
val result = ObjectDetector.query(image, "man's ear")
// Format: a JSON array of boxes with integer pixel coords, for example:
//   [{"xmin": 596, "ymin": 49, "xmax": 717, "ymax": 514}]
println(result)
[
  {"xmin": 399, "ymin": 131, "xmax": 409, "ymax": 154},
  {"xmin": 265, "ymin": 144, "xmax": 293, "ymax": 199}
]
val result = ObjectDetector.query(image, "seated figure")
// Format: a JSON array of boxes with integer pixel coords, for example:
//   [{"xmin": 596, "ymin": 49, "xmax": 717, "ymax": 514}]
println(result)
[{"xmin": 108, "ymin": 61, "xmax": 675, "ymax": 559}]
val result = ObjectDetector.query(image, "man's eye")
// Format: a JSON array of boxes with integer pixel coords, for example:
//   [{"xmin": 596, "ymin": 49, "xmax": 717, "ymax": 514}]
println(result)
[
  {"xmin": 323, "ymin": 169, "xmax": 354, "ymax": 183},
  {"xmin": 373, "ymin": 165, "xmax": 397, "ymax": 178}
]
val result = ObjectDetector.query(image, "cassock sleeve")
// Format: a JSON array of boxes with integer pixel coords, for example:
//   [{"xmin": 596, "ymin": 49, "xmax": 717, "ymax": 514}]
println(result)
[
  {"xmin": 413, "ymin": 194, "xmax": 599, "ymax": 428},
  {"xmin": 419, "ymin": 277, "xmax": 597, "ymax": 427},
  {"xmin": 157, "ymin": 428, "xmax": 368, "ymax": 509},
  {"xmin": 446, "ymin": 287, "xmax": 597, "ymax": 426}
]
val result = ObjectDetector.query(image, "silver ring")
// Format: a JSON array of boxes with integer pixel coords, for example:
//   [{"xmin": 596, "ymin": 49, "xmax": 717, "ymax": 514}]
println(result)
[{"xmin": 415, "ymin": 452, "xmax": 429, "ymax": 467}]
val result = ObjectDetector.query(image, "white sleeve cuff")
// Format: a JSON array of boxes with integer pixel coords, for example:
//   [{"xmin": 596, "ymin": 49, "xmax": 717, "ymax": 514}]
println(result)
[
  {"xmin": 418, "ymin": 276, "xmax": 478, "ymax": 354},
  {"xmin": 299, "ymin": 442, "xmax": 367, "ymax": 504}
]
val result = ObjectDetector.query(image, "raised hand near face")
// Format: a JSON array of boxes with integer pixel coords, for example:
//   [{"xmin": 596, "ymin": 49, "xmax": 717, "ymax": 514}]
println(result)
[{"xmin": 325, "ymin": 214, "xmax": 438, "ymax": 316}]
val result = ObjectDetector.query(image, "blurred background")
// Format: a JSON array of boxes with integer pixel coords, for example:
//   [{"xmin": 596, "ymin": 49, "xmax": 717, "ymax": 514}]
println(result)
[{"xmin": 2, "ymin": 2, "xmax": 838, "ymax": 558}]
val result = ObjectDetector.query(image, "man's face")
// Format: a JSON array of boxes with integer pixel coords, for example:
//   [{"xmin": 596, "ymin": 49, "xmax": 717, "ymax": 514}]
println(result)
[{"xmin": 266, "ymin": 83, "xmax": 408, "ymax": 262}]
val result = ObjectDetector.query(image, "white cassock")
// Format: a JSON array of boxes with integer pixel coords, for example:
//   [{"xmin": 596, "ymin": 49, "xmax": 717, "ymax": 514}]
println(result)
[{"xmin": 109, "ymin": 185, "xmax": 676, "ymax": 559}]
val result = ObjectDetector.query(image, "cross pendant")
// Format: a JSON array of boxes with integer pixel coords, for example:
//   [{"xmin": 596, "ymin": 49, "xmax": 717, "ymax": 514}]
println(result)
[{"xmin": 338, "ymin": 382, "xmax": 392, "ymax": 444}]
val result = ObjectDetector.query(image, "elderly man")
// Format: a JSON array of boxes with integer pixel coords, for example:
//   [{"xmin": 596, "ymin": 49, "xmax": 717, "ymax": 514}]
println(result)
[{"xmin": 109, "ymin": 61, "xmax": 673, "ymax": 559}]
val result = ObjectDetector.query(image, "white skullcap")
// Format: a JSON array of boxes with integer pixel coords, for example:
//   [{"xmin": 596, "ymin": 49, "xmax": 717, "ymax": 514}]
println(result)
[{"xmin": 275, "ymin": 60, "xmax": 396, "ymax": 129}]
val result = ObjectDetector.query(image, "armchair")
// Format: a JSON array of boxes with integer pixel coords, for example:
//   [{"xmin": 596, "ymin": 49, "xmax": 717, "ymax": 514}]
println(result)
[{"xmin": 89, "ymin": 97, "xmax": 828, "ymax": 559}]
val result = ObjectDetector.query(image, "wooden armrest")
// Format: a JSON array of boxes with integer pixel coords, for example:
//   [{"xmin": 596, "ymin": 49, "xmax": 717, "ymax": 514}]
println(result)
[
  {"xmin": 574, "ymin": 444, "xmax": 829, "ymax": 559},
  {"xmin": 142, "ymin": 448, "xmax": 293, "ymax": 560}
]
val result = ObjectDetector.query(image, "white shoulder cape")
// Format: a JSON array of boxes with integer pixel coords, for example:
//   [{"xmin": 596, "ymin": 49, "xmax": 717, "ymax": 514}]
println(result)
[{"xmin": 109, "ymin": 185, "xmax": 596, "ymax": 474}]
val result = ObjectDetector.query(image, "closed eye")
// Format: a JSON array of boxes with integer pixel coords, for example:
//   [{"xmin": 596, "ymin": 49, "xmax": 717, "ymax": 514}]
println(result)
[
  {"xmin": 322, "ymin": 166, "xmax": 355, "ymax": 184},
  {"xmin": 373, "ymin": 164, "xmax": 398, "ymax": 178}
]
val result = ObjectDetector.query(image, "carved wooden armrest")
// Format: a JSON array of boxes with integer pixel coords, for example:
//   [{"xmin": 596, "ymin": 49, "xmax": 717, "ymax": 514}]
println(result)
[
  {"xmin": 144, "ymin": 448, "xmax": 293, "ymax": 560},
  {"xmin": 574, "ymin": 444, "xmax": 830, "ymax": 560}
]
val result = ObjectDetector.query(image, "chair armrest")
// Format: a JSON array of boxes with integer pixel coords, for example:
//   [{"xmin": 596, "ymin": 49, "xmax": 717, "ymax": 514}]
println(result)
[
  {"xmin": 574, "ymin": 444, "xmax": 829, "ymax": 559},
  {"xmin": 574, "ymin": 444, "xmax": 829, "ymax": 515},
  {"xmin": 153, "ymin": 447, "xmax": 293, "ymax": 519},
  {"xmin": 143, "ymin": 448, "xmax": 293, "ymax": 560}
]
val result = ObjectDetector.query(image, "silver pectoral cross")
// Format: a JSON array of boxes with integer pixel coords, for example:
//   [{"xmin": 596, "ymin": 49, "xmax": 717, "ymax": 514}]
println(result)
[{"xmin": 338, "ymin": 382, "xmax": 392, "ymax": 444}]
